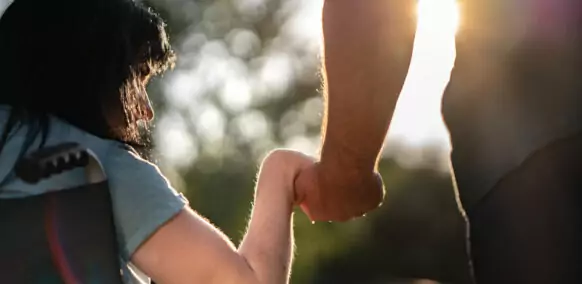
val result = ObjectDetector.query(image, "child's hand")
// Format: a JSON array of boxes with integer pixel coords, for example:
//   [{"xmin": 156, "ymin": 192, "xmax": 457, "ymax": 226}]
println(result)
[{"xmin": 257, "ymin": 149, "xmax": 316, "ymax": 206}]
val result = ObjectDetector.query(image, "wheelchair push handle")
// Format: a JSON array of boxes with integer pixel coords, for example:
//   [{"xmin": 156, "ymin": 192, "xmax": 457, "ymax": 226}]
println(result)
[{"xmin": 15, "ymin": 142, "xmax": 106, "ymax": 184}]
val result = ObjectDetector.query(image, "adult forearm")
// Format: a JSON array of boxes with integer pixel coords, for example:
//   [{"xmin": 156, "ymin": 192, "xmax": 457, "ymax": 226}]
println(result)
[
  {"xmin": 238, "ymin": 180, "xmax": 294, "ymax": 284},
  {"xmin": 320, "ymin": 0, "xmax": 416, "ymax": 173}
]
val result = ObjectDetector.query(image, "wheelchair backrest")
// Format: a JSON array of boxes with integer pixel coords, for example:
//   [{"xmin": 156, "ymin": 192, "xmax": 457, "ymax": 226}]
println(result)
[{"xmin": 0, "ymin": 143, "xmax": 124, "ymax": 284}]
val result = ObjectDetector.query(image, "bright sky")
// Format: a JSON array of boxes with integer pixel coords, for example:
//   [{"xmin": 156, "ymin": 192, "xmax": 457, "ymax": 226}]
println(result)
[
  {"xmin": 384, "ymin": 0, "xmax": 459, "ymax": 169},
  {"xmin": 388, "ymin": 0, "xmax": 459, "ymax": 150}
]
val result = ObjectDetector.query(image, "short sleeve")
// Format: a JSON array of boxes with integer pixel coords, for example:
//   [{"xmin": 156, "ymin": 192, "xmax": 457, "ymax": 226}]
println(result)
[{"xmin": 104, "ymin": 144, "xmax": 188, "ymax": 261}]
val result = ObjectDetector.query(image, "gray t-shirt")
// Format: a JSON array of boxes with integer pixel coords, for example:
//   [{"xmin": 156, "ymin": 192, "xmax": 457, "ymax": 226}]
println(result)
[
  {"xmin": 0, "ymin": 106, "xmax": 188, "ymax": 283},
  {"xmin": 442, "ymin": 0, "xmax": 582, "ymax": 209}
]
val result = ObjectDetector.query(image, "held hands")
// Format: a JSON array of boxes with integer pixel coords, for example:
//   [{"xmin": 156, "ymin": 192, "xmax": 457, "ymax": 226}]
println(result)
[
  {"xmin": 294, "ymin": 163, "xmax": 385, "ymax": 222},
  {"xmin": 258, "ymin": 149, "xmax": 385, "ymax": 222}
]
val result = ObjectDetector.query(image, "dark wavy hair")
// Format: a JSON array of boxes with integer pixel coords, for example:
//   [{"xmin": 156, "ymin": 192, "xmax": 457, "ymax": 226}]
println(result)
[{"xmin": 0, "ymin": 0, "xmax": 175, "ymax": 158}]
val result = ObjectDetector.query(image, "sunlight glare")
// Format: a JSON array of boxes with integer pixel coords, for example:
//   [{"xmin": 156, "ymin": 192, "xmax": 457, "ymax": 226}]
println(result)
[
  {"xmin": 387, "ymin": 0, "xmax": 460, "ymax": 169},
  {"xmin": 417, "ymin": 0, "xmax": 460, "ymax": 35}
]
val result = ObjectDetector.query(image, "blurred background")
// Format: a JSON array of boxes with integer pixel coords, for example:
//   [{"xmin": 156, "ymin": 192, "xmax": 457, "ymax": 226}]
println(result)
[{"xmin": 0, "ymin": 0, "xmax": 471, "ymax": 283}]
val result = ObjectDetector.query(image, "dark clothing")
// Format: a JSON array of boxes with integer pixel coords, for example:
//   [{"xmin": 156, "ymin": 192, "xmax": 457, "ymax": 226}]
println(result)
[
  {"xmin": 442, "ymin": 1, "xmax": 582, "ymax": 283},
  {"xmin": 468, "ymin": 133, "xmax": 582, "ymax": 284}
]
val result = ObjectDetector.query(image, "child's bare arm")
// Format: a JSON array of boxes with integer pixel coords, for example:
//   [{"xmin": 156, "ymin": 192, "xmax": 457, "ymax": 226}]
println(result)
[{"xmin": 132, "ymin": 150, "xmax": 314, "ymax": 284}]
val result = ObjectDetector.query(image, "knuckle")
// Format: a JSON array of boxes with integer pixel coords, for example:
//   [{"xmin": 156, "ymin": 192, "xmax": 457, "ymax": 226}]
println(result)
[
  {"xmin": 265, "ymin": 148, "xmax": 299, "ymax": 161},
  {"xmin": 266, "ymin": 149, "xmax": 288, "ymax": 159},
  {"xmin": 262, "ymin": 149, "xmax": 290, "ymax": 165},
  {"xmin": 263, "ymin": 149, "xmax": 314, "ymax": 169}
]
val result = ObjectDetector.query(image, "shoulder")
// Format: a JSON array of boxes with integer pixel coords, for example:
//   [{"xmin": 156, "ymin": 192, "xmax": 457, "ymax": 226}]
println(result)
[
  {"xmin": 47, "ymin": 117, "xmax": 151, "ymax": 173},
  {"xmin": 100, "ymin": 140, "xmax": 189, "ymax": 259},
  {"xmin": 44, "ymin": 115, "xmax": 171, "ymax": 190},
  {"xmin": 103, "ymin": 142, "xmax": 169, "ymax": 186}
]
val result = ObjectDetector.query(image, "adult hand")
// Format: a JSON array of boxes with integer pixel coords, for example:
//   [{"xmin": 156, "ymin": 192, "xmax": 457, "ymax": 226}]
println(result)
[{"xmin": 294, "ymin": 162, "xmax": 385, "ymax": 222}]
